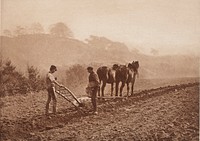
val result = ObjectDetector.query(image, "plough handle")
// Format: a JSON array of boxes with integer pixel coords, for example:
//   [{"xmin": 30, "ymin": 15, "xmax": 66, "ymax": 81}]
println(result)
[
  {"xmin": 60, "ymin": 86, "xmax": 81, "ymax": 104},
  {"xmin": 55, "ymin": 90, "xmax": 85, "ymax": 114},
  {"xmin": 55, "ymin": 90, "xmax": 79, "ymax": 107}
]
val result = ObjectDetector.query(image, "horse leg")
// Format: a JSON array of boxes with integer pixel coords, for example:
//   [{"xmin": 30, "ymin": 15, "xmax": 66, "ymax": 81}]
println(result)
[
  {"xmin": 131, "ymin": 84, "xmax": 134, "ymax": 96},
  {"xmin": 127, "ymin": 82, "xmax": 130, "ymax": 96},
  {"xmin": 101, "ymin": 80, "xmax": 106, "ymax": 97},
  {"xmin": 115, "ymin": 81, "xmax": 119, "ymax": 97},
  {"xmin": 111, "ymin": 83, "xmax": 113, "ymax": 96},
  {"xmin": 131, "ymin": 74, "xmax": 136, "ymax": 95},
  {"xmin": 98, "ymin": 80, "xmax": 101, "ymax": 97},
  {"xmin": 120, "ymin": 82, "xmax": 125, "ymax": 97}
]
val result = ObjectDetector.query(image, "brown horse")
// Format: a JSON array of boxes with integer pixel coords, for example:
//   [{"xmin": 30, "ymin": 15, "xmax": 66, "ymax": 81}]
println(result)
[
  {"xmin": 97, "ymin": 64, "xmax": 118, "ymax": 97},
  {"xmin": 126, "ymin": 61, "xmax": 139, "ymax": 96},
  {"xmin": 115, "ymin": 65, "xmax": 128, "ymax": 96},
  {"xmin": 115, "ymin": 61, "xmax": 139, "ymax": 96}
]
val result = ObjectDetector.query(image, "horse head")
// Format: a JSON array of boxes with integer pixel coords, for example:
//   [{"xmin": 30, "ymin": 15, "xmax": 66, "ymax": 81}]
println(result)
[
  {"xmin": 132, "ymin": 61, "xmax": 139, "ymax": 73},
  {"xmin": 112, "ymin": 64, "xmax": 119, "ymax": 70}
]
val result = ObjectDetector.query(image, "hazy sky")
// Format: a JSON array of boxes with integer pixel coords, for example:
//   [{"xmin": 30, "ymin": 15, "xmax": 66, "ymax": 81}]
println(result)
[{"xmin": 1, "ymin": 0, "xmax": 200, "ymax": 55}]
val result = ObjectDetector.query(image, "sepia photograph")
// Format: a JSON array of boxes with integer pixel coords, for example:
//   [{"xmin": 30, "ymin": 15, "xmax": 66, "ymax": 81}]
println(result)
[{"xmin": 0, "ymin": 0, "xmax": 199, "ymax": 140}]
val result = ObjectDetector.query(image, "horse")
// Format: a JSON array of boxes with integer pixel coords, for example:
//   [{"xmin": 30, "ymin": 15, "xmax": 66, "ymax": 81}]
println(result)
[
  {"xmin": 115, "ymin": 61, "xmax": 139, "ymax": 97},
  {"xmin": 126, "ymin": 61, "xmax": 139, "ymax": 96},
  {"xmin": 115, "ymin": 65, "xmax": 128, "ymax": 97},
  {"xmin": 97, "ymin": 64, "xmax": 118, "ymax": 97}
]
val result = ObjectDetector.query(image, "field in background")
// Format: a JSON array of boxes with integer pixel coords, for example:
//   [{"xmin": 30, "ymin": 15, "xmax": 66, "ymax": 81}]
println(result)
[{"xmin": 95, "ymin": 77, "xmax": 199, "ymax": 96}]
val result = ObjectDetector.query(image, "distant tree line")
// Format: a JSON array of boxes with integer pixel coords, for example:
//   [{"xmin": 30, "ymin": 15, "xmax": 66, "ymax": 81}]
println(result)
[{"xmin": 3, "ymin": 22, "xmax": 73, "ymax": 38}]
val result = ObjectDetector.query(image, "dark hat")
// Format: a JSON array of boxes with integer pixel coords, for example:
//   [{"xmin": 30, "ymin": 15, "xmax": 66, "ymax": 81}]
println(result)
[
  {"xmin": 50, "ymin": 65, "xmax": 57, "ymax": 71},
  {"xmin": 87, "ymin": 66, "xmax": 93, "ymax": 70}
]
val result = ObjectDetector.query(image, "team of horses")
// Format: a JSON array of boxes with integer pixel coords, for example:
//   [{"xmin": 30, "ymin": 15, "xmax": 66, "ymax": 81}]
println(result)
[{"xmin": 97, "ymin": 61, "xmax": 139, "ymax": 97}]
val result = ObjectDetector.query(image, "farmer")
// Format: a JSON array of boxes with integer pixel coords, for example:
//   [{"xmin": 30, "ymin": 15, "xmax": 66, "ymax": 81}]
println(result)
[
  {"xmin": 87, "ymin": 66, "xmax": 100, "ymax": 115},
  {"xmin": 46, "ymin": 65, "xmax": 63, "ymax": 115}
]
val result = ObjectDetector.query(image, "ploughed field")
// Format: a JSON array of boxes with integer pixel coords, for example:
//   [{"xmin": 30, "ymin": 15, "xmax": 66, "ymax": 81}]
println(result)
[{"xmin": 0, "ymin": 77, "xmax": 199, "ymax": 141}]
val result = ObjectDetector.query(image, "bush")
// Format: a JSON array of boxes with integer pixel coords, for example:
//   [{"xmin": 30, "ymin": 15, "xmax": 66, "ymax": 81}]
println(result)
[
  {"xmin": 0, "ymin": 59, "xmax": 45, "ymax": 97},
  {"xmin": 65, "ymin": 64, "xmax": 88, "ymax": 88},
  {"xmin": 0, "ymin": 60, "xmax": 30, "ymax": 96},
  {"xmin": 27, "ymin": 65, "xmax": 45, "ymax": 92}
]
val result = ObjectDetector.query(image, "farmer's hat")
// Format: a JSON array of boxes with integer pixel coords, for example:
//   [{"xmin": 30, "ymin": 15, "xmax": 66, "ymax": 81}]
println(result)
[{"xmin": 87, "ymin": 66, "xmax": 93, "ymax": 71}]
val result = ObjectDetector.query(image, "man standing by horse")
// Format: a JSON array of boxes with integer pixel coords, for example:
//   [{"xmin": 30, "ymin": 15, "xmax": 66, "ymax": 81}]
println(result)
[{"xmin": 87, "ymin": 66, "xmax": 100, "ymax": 115}]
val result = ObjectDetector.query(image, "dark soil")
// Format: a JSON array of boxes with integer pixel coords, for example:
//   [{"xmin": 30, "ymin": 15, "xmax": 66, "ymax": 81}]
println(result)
[{"xmin": 0, "ymin": 82, "xmax": 199, "ymax": 141}]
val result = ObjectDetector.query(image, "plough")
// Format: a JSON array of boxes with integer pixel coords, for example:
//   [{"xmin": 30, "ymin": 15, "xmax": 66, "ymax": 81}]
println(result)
[
  {"xmin": 55, "ymin": 86, "xmax": 84, "ymax": 111},
  {"xmin": 55, "ymin": 86, "xmax": 127, "ymax": 113}
]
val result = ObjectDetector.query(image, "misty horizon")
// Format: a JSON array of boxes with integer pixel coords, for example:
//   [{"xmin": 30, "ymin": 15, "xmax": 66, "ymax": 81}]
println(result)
[
  {"xmin": 1, "ymin": 0, "xmax": 200, "ymax": 56},
  {"xmin": 1, "ymin": 22, "xmax": 199, "ymax": 56},
  {"xmin": 1, "ymin": 29, "xmax": 199, "ymax": 57}
]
